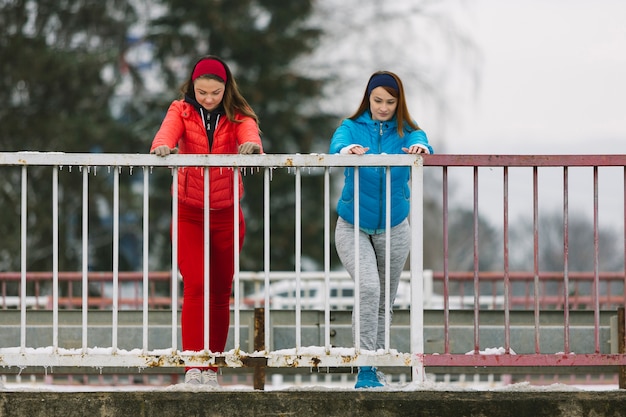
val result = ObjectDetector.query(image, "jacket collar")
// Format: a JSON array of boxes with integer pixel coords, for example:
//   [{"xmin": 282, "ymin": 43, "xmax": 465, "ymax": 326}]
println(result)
[{"xmin": 184, "ymin": 94, "xmax": 225, "ymax": 117}]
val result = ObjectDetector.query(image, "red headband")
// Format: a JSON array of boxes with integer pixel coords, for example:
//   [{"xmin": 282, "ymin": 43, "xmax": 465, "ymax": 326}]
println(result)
[{"xmin": 192, "ymin": 58, "xmax": 227, "ymax": 82}]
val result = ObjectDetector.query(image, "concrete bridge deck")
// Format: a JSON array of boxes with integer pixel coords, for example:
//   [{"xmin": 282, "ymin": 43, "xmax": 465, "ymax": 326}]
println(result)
[{"xmin": 1, "ymin": 389, "xmax": 625, "ymax": 417}]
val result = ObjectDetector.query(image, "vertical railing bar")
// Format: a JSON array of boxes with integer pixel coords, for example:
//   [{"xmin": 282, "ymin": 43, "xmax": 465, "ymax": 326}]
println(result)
[
  {"xmin": 82, "ymin": 167, "xmax": 89, "ymax": 352},
  {"xmin": 295, "ymin": 166, "xmax": 302, "ymax": 351},
  {"xmin": 142, "ymin": 167, "xmax": 150, "ymax": 352},
  {"xmin": 533, "ymin": 166, "xmax": 540, "ymax": 353},
  {"xmin": 563, "ymin": 167, "xmax": 571, "ymax": 353},
  {"xmin": 134, "ymin": 276, "xmax": 139, "ymax": 310},
  {"xmin": 410, "ymin": 159, "xmax": 424, "ymax": 382},
  {"xmin": 112, "ymin": 166, "xmax": 120, "ymax": 351},
  {"xmin": 442, "ymin": 166, "xmax": 450, "ymax": 354},
  {"xmin": 233, "ymin": 167, "xmax": 241, "ymax": 350},
  {"xmin": 472, "ymin": 166, "xmax": 480, "ymax": 353},
  {"xmin": 20, "ymin": 165, "xmax": 27, "ymax": 351},
  {"xmin": 384, "ymin": 166, "xmax": 391, "ymax": 352},
  {"xmin": 203, "ymin": 166, "xmax": 210, "ymax": 352},
  {"xmin": 52, "ymin": 167, "xmax": 59, "ymax": 350},
  {"xmin": 324, "ymin": 167, "xmax": 331, "ymax": 352},
  {"xmin": 503, "ymin": 166, "xmax": 510, "ymax": 352},
  {"xmin": 263, "ymin": 167, "xmax": 271, "ymax": 350},
  {"xmin": 68, "ymin": 279, "xmax": 73, "ymax": 310},
  {"xmin": 605, "ymin": 281, "xmax": 610, "ymax": 309},
  {"xmin": 593, "ymin": 166, "xmax": 600, "ymax": 352},
  {"xmin": 354, "ymin": 167, "xmax": 360, "ymax": 353},
  {"xmin": 171, "ymin": 167, "xmax": 179, "ymax": 350},
  {"xmin": 623, "ymin": 167, "xmax": 626, "ymax": 346}
]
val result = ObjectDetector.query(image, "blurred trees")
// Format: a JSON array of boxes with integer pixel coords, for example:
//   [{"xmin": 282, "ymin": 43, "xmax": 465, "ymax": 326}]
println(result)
[
  {"xmin": 0, "ymin": 0, "xmax": 143, "ymax": 274},
  {"xmin": 0, "ymin": 0, "xmax": 338, "ymax": 273},
  {"xmin": 509, "ymin": 210, "xmax": 623, "ymax": 273},
  {"xmin": 133, "ymin": 0, "xmax": 337, "ymax": 271},
  {"xmin": 2, "ymin": 0, "xmax": 609, "ymax": 283},
  {"xmin": 0, "ymin": 0, "xmax": 141, "ymax": 153}
]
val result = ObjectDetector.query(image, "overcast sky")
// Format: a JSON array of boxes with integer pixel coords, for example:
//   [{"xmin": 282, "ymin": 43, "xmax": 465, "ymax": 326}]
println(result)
[{"xmin": 443, "ymin": 0, "xmax": 626, "ymax": 155}]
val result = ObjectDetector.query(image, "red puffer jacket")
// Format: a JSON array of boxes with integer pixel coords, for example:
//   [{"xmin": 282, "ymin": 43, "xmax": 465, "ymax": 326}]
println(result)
[{"xmin": 150, "ymin": 100, "xmax": 263, "ymax": 209}]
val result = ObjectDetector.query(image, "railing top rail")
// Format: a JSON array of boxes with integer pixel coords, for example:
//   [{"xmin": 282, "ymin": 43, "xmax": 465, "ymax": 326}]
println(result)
[
  {"xmin": 0, "ymin": 152, "xmax": 422, "ymax": 168},
  {"xmin": 2, "ymin": 152, "xmax": 626, "ymax": 168},
  {"xmin": 422, "ymin": 154, "xmax": 626, "ymax": 167}
]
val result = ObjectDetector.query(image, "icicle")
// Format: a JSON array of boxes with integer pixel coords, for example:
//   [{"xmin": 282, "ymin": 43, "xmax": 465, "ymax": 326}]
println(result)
[
  {"xmin": 107, "ymin": 166, "xmax": 111, "ymax": 173},
  {"xmin": 69, "ymin": 166, "xmax": 72, "ymax": 173},
  {"xmin": 93, "ymin": 166, "xmax": 97, "ymax": 176},
  {"xmin": 129, "ymin": 166, "xmax": 134, "ymax": 175}
]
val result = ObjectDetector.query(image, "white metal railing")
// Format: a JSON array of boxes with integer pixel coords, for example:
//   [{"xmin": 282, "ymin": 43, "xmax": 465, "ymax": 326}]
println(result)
[
  {"xmin": 0, "ymin": 152, "xmax": 426, "ymax": 380},
  {"xmin": 3, "ymin": 152, "xmax": 626, "ymax": 387}
]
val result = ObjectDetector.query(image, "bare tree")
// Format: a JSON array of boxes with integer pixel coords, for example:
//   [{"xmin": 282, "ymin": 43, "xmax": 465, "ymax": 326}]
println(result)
[{"xmin": 298, "ymin": 0, "xmax": 482, "ymax": 151}]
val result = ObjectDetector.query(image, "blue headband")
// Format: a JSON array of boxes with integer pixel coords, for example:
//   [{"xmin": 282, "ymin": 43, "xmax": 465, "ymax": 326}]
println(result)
[{"xmin": 367, "ymin": 73, "xmax": 399, "ymax": 96}]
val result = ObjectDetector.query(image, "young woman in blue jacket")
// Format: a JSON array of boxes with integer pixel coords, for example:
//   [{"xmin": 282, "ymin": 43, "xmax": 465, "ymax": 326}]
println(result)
[{"xmin": 329, "ymin": 71, "xmax": 433, "ymax": 389}]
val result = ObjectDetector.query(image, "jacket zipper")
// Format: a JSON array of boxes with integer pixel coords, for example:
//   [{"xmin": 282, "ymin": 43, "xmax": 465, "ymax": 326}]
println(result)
[{"xmin": 377, "ymin": 121, "xmax": 384, "ymax": 229}]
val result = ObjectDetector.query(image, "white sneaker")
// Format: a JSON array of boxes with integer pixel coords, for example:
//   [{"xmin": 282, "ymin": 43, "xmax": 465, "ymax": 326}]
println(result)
[
  {"xmin": 202, "ymin": 369, "xmax": 220, "ymax": 387},
  {"xmin": 184, "ymin": 368, "xmax": 202, "ymax": 385}
]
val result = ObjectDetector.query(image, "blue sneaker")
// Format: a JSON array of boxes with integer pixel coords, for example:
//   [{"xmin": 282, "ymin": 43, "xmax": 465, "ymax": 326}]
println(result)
[{"xmin": 355, "ymin": 366, "xmax": 384, "ymax": 389}]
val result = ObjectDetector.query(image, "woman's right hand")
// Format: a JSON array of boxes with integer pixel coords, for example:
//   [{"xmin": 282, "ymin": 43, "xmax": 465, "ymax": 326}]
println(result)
[
  {"xmin": 151, "ymin": 145, "xmax": 179, "ymax": 157},
  {"xmin": 348, "ymin": 145, "xmax": 369, "ymax": 155}
]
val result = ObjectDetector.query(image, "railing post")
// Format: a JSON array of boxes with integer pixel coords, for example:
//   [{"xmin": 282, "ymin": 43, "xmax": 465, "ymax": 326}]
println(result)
[
  {"xmin": 253, "ymin": 307, "xmax": 266, "ymax": 390},
  {"xmin": 619, "ymin": 307, "xmax": 625, "ymax": 389},
  {"xmin": 410, "ymin": 157, "xmax": 425, "ymax": 382}
]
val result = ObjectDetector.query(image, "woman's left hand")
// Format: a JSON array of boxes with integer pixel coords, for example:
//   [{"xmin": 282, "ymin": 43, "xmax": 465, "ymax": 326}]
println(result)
[
  {"xmin": 238, "ymin": 142, "xmax": 262, "ymax": 154},
  {"xmin": 402, "ymin": 145, "xmax": 428, "ymax": 154}
]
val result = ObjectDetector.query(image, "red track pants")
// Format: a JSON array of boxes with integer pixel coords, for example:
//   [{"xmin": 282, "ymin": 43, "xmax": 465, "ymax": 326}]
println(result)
[{"xmin": 176, "ymin": 203, "xmax": 245, "ymax": 371}]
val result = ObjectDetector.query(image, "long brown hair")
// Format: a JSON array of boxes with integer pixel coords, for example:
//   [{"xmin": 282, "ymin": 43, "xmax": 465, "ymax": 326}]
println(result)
[
  {"xmin": 180, "ymin": 55, "xmax": 260, "ymax": 127},
  {"xmin": 348, "ymin": 71, "xmax": 420, "ymax": 137}
]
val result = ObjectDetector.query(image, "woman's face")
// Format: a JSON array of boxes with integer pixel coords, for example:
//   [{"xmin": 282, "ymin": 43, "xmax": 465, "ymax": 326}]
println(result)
[
  {"xmin": 193, "ymin": 78, "xmax": 225, "ymax": 111},
  {"xmin": 369, "ymin": 86, "xmax": 397, "ymax": 121}
]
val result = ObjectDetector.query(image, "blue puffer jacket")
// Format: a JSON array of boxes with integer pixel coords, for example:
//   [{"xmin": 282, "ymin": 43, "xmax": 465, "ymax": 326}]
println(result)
[{"xmin": 329, "ymin": 111, "xmax": 433, "ymax": 230}]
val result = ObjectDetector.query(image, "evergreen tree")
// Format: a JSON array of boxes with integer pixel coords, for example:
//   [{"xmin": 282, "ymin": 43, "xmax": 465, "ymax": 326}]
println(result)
[{"xmin": 0, "ymin": 0, "xmax": 143, "ymax": 275}]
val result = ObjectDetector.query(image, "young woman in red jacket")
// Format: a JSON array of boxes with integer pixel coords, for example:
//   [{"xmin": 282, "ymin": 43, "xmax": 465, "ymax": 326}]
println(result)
[{"xmin": 150, "ymin": 56, "xmax": 263, "ymax": 386}]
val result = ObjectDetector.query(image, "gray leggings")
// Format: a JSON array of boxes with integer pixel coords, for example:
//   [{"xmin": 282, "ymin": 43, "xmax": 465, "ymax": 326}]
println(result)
[{"xmin": 334, "ymin": 217, "xmax": 411, "ymax": 351}]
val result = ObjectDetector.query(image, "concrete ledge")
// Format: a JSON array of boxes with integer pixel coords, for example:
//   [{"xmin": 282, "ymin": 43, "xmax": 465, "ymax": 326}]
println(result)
[{"xmin": 1, "ymin": 391, "xmax": 626, "ymax": 417}]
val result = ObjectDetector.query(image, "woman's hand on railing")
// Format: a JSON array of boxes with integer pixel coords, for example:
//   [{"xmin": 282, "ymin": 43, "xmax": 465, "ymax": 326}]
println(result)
[
  {"xmin": 238, "ymin": 142, "xmax": 262, "ymax": 154},
  {"xmin": 151, "ymin": 145, "xmax": 179, "ymax": 157},
  {"xmin": 347, "ymin": 145, "xmax": 369, "ymax": 155},
  {"xmin": 402, "ymin": 145, "xmax": 429, "ymax": 154}
]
